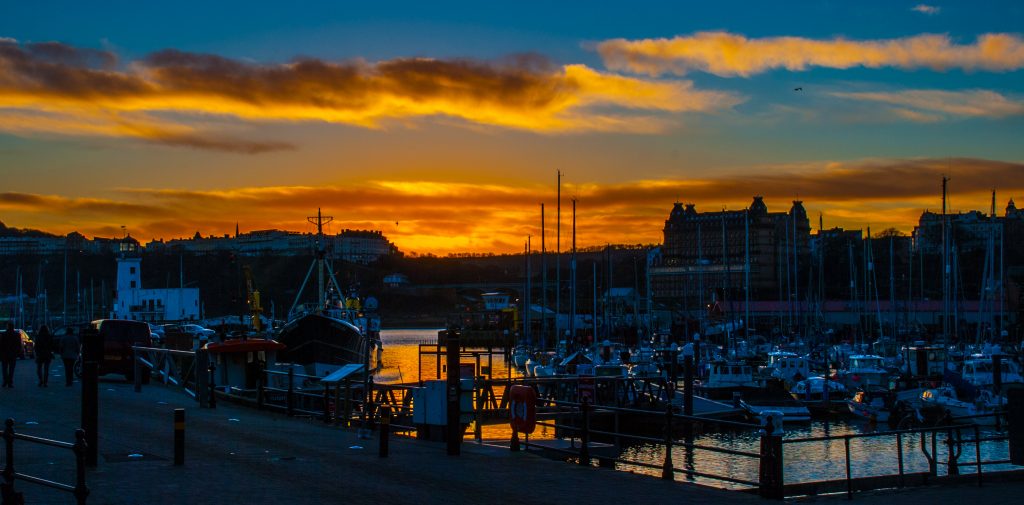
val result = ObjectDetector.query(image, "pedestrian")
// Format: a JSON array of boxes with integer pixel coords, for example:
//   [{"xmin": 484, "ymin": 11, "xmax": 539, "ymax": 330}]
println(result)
[
  {"xmin": 1, "ymin": 322, "xmax": 18, "ymax": 388},
  {"xmin": 60, "ymin": 327, "xmax": 80, "ymax": 387},
  {"xmin": 35, "ymin": 324, "xmax": 55, "ymax": 387}
]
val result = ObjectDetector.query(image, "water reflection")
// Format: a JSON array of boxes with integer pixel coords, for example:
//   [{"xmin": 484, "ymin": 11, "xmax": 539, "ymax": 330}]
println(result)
[{"xmin": 377, "ymin": 330, "xmax": 1012, "ymax": 488}]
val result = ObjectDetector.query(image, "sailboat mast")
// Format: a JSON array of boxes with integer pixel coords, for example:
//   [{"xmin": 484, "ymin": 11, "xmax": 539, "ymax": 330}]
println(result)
[
  {"xmin": 942, "ymin": 177, "xmax": 949, "ymax": 357},
  {"xmin": 525, "ymin": 237, "xmax": 531, "ymax": 347},
  {"xmin": 570, "ymin": 198, "xmax": 577, "ymax": 344},
  {"xmin": 744, "ymin": 210, "xmax": 750, "ymax": 339},
  {"xmin": 556, "ymin": 171, "xmax": 561, "ymax": 343},
  {"xmin": 541, "ymin": 203, "xmax": 547, "ymax": 349}
]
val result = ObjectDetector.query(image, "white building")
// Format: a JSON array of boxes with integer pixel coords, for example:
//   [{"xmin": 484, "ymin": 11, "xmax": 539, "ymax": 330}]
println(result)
[{"xmin": 111, "ymin": 256, "xmax": 200, "ymax": 322}]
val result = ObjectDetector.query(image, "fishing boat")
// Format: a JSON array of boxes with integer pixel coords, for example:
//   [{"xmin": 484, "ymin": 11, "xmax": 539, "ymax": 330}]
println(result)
[
  {"xmin": 790, "ymin": 376, "xmax": 848, "ymax": 415},
  {"xmin": 847, "ymin": 385, "xmax": 895, "ymax": 423},
  {"xmin": 919, "ymin": 386, "xmax": 1002, "ymax": 426},
  {"xmin": 739, "ymin": 381, "xmax": 812, "ymax": 423},
  {"xmin": 698, "ymin": 360, "xmax": 761, "ymax": 400},
  {"xmin": 276, "ymin": 209, "xmax": 381, "ymax": 376},
  {"xmin": 836, "ymin": 354, "xmax": 891, "ymax": 390}
]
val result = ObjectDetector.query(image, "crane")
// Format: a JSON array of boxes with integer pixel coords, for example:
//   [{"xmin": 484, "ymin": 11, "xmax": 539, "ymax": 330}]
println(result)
[{"xmin": 242, "ymin": 265, "xmax": 264, "ymax": 333}]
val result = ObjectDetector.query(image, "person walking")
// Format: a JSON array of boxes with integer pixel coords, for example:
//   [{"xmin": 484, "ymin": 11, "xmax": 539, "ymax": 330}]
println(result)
[
  {"xmin": 34, "ymin": 324, "xmax": 55, "ymax": 387},
  {"xmin": 1, "ymin": 322, "xmax": 19, "ymax": 388},
  {"xmin": 60, "ymin": 327, "xmax": 80, "ymax": 387}
]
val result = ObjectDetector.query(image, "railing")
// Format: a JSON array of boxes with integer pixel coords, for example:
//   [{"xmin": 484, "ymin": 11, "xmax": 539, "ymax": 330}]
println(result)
[
  {"xmin": 777, "ymin": 410, "xmax": 1012, "ymax": 499},
  {"xmin": 132, "ymin": 346, "xmax": 198, "ymax": 397},
  {"xmin": 519, "ymin": 397, "xmax": 765, "ymax": 489},
  {"xmin": 2, "ymin": 418, "xmax": 89, "ymax": 505}
]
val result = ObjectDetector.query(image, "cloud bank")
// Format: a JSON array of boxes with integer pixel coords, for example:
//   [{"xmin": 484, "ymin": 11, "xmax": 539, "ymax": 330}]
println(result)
[
  {"xmin": 833, "ymin": 89, "xmax": 1024, "ymax": 121},
  {"xmin": 0, "ymin": 39, "xmax": 741, "ymax": 151},
  {"xmin": 596, "ymin": 32, "xmax": 1024, "ymax": 77}
]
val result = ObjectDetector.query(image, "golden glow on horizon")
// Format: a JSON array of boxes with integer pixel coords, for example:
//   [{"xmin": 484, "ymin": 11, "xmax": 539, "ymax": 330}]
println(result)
[{"xmin": 2, "ymin": 158, "xmax": 1021, "ymax": 255}]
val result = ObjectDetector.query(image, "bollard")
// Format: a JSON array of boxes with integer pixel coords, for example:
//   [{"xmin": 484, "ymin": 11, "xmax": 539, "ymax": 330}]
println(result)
[
  {"xmin": 287, "ymin": 368, "xmax": 295, "ymax": 417},
  {"xmin": 579, "ymin": 398, "xmax": 591, "ymax": 467},
  {"xmin": 73, "ymin": 429, "xmax": 89, "ymax": 505},
  {"xmin": 510, "ymin": 428, "xmax": 520, "ymax": 452},
  {"xmin": 174, "ymin": 409, "xmax": 185, "ymax": 466},
  {"xmin": 758, "ymin": 413, "xmax": 784, "ymax": 500},
  {"xmin": 379, "ymin": 406, "xmax": 391, "ymax": 458},
  {"xmin": 662, "ymin": 404, "xmax": 674, "ymax": 480},
  {"xmin": 81, "ymin": 360, "xmax": 99, "ymax": 468}
]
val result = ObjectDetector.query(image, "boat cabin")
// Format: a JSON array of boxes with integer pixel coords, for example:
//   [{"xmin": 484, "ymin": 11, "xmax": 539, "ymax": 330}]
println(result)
[{"xmin": 903, "ymin": 345, "xmax": 950, "ymax": 377}]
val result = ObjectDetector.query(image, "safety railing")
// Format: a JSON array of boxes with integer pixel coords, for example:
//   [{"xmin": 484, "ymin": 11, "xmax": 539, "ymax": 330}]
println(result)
[
  {"xmin": 132, "ymin": 346, "xmax": 198, "ymax": 397},
  {"xmin": 519, "ymin": 397, "xmax": 766, "ymax": 489},
  {"xmin": 782, "ymin": 411, "xmax": 1012, "ymax": 499},
  {"xmin": 2, "ymin": 418, "xmax": 89, "ymax": 505}
]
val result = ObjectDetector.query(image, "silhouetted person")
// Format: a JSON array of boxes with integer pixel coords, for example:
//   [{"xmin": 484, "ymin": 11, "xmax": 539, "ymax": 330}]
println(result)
[
  {"xmin": 1, "ymin": 322, "xmax": 18, "ymax": 388},
  {"xmin": 35, "ymin": 324, "xmax": 55, "ymax": 387},
  {"xmin": 60, "ymin": 327, "xmax": 80, "ymax": 387}
]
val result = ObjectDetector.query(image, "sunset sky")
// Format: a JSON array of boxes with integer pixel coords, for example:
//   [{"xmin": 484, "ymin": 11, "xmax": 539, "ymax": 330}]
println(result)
[{"xmin": 2, "ymin": 1, "xmax": 1023, "ymax": 255}]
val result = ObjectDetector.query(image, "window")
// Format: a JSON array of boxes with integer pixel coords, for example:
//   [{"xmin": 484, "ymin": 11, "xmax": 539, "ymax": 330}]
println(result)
[
  {"xmin": 130, "ymin": 267, "xmax": 136, "ymax": 274},
  {"xmin": 130, "ymin": 281, "xmax": 136, "ymax": 288}
]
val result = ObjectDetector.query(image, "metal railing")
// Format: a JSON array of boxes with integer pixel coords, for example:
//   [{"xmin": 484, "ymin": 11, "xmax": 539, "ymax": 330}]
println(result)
[
  {"xmin": 2, "ymin": 418, "xmax": 89, "ymax": 505},
  {"xmin": 782, "ymin": 411, "xmax": 1012, "ymax": 499},
  {"xmin": 519, "ymin": 397, "xmax": 766, "ymax": 489}
]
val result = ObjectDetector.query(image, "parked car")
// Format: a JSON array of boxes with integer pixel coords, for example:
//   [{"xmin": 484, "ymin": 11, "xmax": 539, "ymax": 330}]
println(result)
[
  {"xmin": 15, "ymin": 329, "xmax": 33, "ymax": 359},
  {"xmin": 179, "ymin": 324, "xmax": 216, "ymax": 339}
]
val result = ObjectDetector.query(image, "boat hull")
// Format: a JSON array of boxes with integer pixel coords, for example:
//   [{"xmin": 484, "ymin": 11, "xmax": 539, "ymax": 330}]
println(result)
[{"xmin": 276, "ymin": 313, "xmax": 368, "ymax": 367}]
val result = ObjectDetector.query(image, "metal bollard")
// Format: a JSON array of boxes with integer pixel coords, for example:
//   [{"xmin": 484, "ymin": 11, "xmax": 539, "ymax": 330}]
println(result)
[
  {"xmin": 758, "ymin": 414, "xmax": 785, "ymax": 500},
  {"xmin": 379, "ymin": 406, "xmax": 391, "ymax": 458},
  {"xmin": 579, "ymin": 398, "xmax": 591, "ymax": 467},
  {"xmin": 174, "ymin": 409, "xmax": 185, "ymax": 466},
  {"xmin": 73, "ymin": 429, "xmax": 89, "ymax": 505}
]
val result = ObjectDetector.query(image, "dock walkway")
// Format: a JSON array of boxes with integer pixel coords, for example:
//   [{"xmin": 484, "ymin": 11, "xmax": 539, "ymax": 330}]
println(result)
[
  {"xmin": 1, "ymin": 364, "xmax": 752, "ymax": 504},
  {"xmin": 2, "ymin": 364, "xmax": 1022, "ymax": 504}
]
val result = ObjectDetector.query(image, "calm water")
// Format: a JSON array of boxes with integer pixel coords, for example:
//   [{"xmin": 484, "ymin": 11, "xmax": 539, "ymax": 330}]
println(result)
[{"xmin": 376, "ymin": 329, "xmax": 1014, "ymax": 489}]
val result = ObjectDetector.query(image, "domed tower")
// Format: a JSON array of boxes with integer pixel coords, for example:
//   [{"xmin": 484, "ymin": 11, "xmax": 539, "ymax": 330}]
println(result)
[{"xmin": 749, "ymin": 196, "xmax": 768, "ymax": 218}]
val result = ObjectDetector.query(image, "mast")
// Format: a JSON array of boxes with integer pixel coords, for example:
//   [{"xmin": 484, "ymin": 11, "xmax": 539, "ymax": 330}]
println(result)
[
  {"xmin": 942, "ymin": 177, "xmax": 949, "ymax": 359},
  {"xmin": 744, "ymin": 210, "xmax": 750, "ymax": 339},
  {"xmin": 569, "ymin": 198, "xmax": 577, "ymax": 345},
  {"xmin": 525, "ymin": 237, "xmax": 531, "ymax": 347},
  {"xmin": 556, "ymin": 171, "xmax": 561, "ymax": 344},
  {"xmin": 889, "ymin": 235, "xmax": 895, "ymax": 338},
  {"xmin": 541, "ymin": 203, "xmax": 547, "ymax": 349},
  {"xmin": 309, "ymin": 208, "xmax": 333, "ymax": 309},
  {"xmin": 592, "ymin": 261, "xmax": 598, "ymax": 343}
]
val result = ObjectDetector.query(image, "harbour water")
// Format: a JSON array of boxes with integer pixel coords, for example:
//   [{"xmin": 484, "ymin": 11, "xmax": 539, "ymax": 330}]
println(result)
[{"xmin": 375, "ymin": 329, "xmax": 1014, "ymax": 490}]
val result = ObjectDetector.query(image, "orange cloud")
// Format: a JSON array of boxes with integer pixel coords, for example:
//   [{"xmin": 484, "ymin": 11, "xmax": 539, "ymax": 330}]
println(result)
[
  {"xmin": 3, "ymin": 157, "xmax": 1021, "ymax": 255},
  {"xmin": 596, "ymin": 32, "xmax": 1024, "ymax": 77},
  {"xmin": 832, "ymin": 89, "xmax": 1024, "ymax": 120},
  {"xmin": 0, "ymin": 40, "xmax": 741, "ymax": 150}
]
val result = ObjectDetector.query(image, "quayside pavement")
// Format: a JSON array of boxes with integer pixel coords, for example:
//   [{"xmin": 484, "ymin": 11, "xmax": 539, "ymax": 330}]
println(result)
[
  {"xmin": 2, "ymin": 363, "xmax": 1022, "ymax": 504},
  {"xmin": 1, "ymin": 363, "xmax": 754, "ymax": 505}
]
